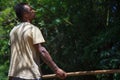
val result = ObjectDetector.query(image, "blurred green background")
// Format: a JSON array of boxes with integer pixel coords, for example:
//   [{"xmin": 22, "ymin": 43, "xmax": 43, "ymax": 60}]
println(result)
[{"xmin": 0, "ymin": 0, "xmax": 120, "ymax": 80}]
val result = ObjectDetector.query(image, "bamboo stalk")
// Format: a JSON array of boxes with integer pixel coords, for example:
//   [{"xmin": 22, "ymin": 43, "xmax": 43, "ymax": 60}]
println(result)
[{"xmin": 42, "ymin": 69, "xmax": 120, "ymax": 79}]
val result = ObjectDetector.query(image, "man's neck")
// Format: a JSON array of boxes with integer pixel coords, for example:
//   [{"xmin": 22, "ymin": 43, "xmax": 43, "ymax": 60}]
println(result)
[{"xmin": 22, "ymin": 19, "xmax": 32, "ymax": 23}]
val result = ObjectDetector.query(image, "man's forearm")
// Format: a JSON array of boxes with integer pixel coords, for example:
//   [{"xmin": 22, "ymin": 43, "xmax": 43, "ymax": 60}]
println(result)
[
  {"xmin": 34, "ymin": 44, "xmax": 67, "ymax": 79},
  {"xmin": 39, "ymin": 47, "xmax": 59, "ymax": 72}
]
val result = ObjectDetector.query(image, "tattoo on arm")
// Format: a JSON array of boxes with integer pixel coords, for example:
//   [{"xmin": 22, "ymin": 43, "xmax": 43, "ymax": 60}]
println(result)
[{"xmin": 39, "ymin": 46, "xmax": 58, "ymax": 72}]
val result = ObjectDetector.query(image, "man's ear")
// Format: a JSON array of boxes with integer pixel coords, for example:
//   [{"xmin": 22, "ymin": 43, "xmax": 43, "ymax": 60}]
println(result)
[{"xmin": 23, "ymin": 12, "xmax": 29, "ymax": 18}]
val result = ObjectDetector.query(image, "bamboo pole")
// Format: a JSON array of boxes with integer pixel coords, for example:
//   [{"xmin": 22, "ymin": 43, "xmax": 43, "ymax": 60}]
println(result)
[{"xmin": 42, "ymin": 69, "xmax": 120, "ymax": 79}]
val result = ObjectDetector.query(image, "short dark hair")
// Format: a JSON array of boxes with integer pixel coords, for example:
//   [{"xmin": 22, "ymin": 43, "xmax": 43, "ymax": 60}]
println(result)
[{"xmin": 14, "ymin": 3, "xmax": 28, "ymax": 21}]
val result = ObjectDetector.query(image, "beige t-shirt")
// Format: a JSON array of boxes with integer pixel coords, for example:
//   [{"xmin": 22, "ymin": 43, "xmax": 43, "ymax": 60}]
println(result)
[{"xmin": 8, "ymin": 22, "xmax": 45, "ymax": 79}]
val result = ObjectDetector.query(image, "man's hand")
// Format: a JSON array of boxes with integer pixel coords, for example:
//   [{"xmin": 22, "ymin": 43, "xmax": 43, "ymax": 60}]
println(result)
[{"xmin": 55, "ymin": 68, "xmax": 67, "ymax": 79}]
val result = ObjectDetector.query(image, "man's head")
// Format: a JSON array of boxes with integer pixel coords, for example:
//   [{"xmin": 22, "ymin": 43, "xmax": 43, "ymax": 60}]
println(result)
[{"xmin": 14, "ymin": 3, "xmax": 35, "ymax": 22}]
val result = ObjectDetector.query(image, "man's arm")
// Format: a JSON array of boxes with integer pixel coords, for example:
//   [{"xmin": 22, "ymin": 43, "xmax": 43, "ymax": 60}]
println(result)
[{"xmin": 34, "ymin": 44, "xmax": 67, "ymax": 79}]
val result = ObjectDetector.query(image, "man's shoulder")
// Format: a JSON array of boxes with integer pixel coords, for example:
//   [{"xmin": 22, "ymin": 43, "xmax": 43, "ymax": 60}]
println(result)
[
  {"xmin": 10, "ymin": 25, "xmax": 18, "ymax": 33},
  {"xmin": 30, "ymin": 24, "xmax": 40, "ymax": 30}
]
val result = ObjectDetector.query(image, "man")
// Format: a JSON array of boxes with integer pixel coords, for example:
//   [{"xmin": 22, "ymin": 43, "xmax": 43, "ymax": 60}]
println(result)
[{"xmin": 8, "ymin": 3, "xmax": 67, "ymax": 80}]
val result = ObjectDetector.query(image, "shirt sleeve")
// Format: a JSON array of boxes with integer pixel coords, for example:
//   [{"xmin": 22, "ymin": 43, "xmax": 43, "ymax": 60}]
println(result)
[{"xmin": 32, "ymin": 26, "xmax": 45, "ymax": 44}]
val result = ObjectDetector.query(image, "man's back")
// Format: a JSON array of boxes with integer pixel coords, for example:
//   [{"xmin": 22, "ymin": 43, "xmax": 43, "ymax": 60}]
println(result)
[{"xmin": 8, "ymin": 22, "xmax": 45, "ymax": 79}]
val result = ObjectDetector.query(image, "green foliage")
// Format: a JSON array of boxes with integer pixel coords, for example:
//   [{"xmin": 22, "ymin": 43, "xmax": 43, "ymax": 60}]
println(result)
[{"xmin": 0, "ymin": 0, "xmax": 120, "ymax": 80}]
